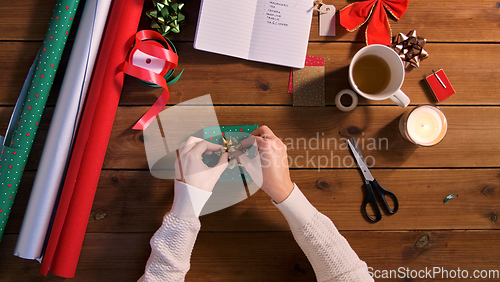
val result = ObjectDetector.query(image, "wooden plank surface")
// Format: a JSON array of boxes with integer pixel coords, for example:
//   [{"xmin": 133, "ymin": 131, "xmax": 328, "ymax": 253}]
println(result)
[
  {"xmin": 2, "ymin": 106, "xmax": 499, "ymax": 170},
  {"xmin": 2, "ymin": 0, "xmax": 500, "ymax": 43},
  {"xmin": 1, "ymin": 230, "xmax": 500, "ymax": 281},
  {"xmin": 1, "ymin": 42, "xmax": 499, "ymax": 106},
  {"xmin": 1, "ymin": 0, "xmax": 499, "ymax": 280},
  {"xmin": 103, "ymin": 106, "xmax": 500, "ymax": 169},
  {"xmin": 4, "ymin": 169, "xmax": 499, "ymax": 234},
  {"xmin": 169, "ymin": 0, "xmax": 500, "ymax": 43}
]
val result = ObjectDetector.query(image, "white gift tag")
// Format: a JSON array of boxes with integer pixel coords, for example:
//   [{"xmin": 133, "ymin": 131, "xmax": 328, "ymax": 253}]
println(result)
[
  {"xmin": 319, "ymin": 5, "xmax": 336, "ymax": 36},
  {"xmin": 131, "ymin": 49, "xmax": 166, "ymax": 74}
]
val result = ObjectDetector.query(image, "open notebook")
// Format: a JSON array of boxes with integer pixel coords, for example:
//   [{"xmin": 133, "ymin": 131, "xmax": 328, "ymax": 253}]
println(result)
[{"xmin": 194, "ymin": 0, "xmax": 314, "ymax": 68}]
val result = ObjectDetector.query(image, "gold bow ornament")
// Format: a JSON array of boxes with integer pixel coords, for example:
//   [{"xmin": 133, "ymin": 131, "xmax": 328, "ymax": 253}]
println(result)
[{"xmin": 213, "ymin": 136, "xmax": 250, "ymax": 169}]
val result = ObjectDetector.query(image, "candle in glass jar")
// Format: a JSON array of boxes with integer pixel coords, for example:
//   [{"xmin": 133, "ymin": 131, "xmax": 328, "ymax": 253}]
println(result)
[{"xmin": 399, "ymin": 105, "xmax": 448, "ymax": 146}]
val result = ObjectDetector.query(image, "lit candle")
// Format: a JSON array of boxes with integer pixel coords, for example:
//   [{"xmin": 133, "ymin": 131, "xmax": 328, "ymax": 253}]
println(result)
[{"xmin": 399, "ymin": 105, "xmax": 448, "ymax": 146}]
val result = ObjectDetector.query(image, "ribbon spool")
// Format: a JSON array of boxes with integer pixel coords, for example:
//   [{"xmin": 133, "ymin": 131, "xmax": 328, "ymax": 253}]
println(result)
[
  {"xmin": 335, "ymin": 89, "xmax": 358, "ymax": 112},
  {"xmin": 123, "ymin": 30, "xmax": 181, "ymax": 130},
  {"xmin": 135, "ymin": 37, "xmax": 181, "ymax": 88}
]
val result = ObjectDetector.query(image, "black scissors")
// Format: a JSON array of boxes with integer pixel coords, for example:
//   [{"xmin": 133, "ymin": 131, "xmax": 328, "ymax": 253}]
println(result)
[{"xmin": 346, "ymin": 138, "xmax": 399, "ymax": 222}]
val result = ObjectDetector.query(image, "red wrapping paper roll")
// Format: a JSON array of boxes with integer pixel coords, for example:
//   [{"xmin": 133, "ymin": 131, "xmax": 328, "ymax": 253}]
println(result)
[{"xmin": 41, "ymin": 0, "xmax": 145, "ymax": 277}]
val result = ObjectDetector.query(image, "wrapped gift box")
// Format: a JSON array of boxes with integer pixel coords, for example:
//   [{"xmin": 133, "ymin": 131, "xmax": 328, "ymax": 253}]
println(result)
[{"xmin": 203, "ymin": 125, "xmax": 258, "ymax": 182}]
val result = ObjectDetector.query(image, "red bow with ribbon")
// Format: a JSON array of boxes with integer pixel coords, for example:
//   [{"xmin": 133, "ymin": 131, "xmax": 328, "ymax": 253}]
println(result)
[
  {"xmin": 340, "ymin": 0, "xmax": 409, "ymax": 46},
  {"xmin": 123, "ymin": 30, "xmax": 178, "ymax": 130}
]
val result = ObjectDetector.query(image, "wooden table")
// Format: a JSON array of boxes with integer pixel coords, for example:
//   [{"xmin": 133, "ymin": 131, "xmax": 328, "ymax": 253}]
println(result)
[{"xmin": 1, "ymin": 0, "xmax": 500, "ymax": 281}]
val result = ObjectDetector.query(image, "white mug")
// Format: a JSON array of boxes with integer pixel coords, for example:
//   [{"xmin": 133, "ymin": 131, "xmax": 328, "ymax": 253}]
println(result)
[{"xmin": 348, "ymin": 44, "xmax": 410, "ymax": 107}]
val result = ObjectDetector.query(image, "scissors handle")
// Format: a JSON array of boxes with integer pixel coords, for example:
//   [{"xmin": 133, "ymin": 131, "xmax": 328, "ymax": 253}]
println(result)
[
  {"xmin": 363, "ymin": 181, "xmax": 382, "ymax": 222},
  {"xmin": 371, "ymin": 179, "xmax": 399, "ymax": 214}
]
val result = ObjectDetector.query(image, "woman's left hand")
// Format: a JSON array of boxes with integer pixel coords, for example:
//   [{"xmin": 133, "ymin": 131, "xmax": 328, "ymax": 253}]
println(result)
[{"xmin": 175, "ymin": 136, "xmax": 228, "ymax": 192}]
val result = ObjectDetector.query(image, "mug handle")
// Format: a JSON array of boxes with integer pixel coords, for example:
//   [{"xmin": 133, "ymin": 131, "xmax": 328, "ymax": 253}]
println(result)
[{"xmin": 389, "ymin": 89, "xmax": 410, "ymax": 108}]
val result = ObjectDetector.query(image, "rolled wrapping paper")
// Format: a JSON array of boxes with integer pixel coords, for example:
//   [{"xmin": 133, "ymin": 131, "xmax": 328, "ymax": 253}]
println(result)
[
  {"xmin": 40, "ymin": 0, "xmax": 145, "ymax": 277},
  {"xmin": 0, "ymin": 0, "xmax": 80, "ymax": 241},
  {"xmin": 335, "ymin": 89, "xmax": 358, "ymax": 112},
  {"xmin": 14, "ymin": 0, "xmax": 112, "ymax": 260},
  {"xmin": 2, "ymin": 59, "xmax": 37, "ymax": 147}
]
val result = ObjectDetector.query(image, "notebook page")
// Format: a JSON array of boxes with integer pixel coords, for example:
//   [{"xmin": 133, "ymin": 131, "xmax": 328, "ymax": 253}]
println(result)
[
  {"xmin": 194, "ymin": 0, "xmax": 258, "ymax": 59},
  {"xmin": 248, "ymin": 0, "xmax": 313, "ymax": 68}
]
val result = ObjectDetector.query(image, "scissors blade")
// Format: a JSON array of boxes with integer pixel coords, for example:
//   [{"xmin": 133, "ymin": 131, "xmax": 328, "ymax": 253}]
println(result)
[
  {"xmin": 346, "ymin": 138, "xmax": 374, "ymax": 181},
  {"xmin": 349, "ymin": 136, "xmax": 364, "ymax": 158}
]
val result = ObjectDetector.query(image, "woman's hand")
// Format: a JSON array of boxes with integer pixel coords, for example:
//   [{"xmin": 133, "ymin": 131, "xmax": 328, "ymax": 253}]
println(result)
[
  {"xmin": 239, "ymin": 126, "xmax": 294, "ymax": 203},
  {"xmin": 175, "ymin": 136, "xmax": 228, "ymax": 192}
]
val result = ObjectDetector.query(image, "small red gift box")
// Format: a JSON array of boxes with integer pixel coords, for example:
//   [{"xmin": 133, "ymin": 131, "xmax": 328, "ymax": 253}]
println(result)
[{"xmin": 425, "ymin": 69, "xmax": 455, "ymax": 102}]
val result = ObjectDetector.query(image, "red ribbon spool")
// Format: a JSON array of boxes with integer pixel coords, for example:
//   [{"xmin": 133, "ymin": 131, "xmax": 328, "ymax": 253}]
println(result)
[{"xmin": 123, "ymin": 30, "xmax": 179, "ymax": 130}]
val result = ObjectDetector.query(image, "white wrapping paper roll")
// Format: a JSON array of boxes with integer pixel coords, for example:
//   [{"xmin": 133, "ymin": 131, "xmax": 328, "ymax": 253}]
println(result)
[{"xmin": 14, "ymin": 0, "xmax": 112, "ymax": 260}]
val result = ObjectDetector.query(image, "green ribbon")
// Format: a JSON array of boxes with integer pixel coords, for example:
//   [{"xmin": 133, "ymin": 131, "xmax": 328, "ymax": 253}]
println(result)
[{"xmin": 146, "ymin": 0, "xmax": 186, "ymax": 36}]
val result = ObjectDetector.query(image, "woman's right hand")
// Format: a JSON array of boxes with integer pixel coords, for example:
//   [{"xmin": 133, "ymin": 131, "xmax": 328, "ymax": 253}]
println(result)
[{"xmin": 239, "ymin": 126, "xmax": 294, "ymax": 203}]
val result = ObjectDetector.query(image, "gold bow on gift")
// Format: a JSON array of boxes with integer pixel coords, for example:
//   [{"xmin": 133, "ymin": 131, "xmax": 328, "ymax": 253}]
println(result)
[
  {"xmin": 146, "ymin": 0, "xmax": 186, "ymax": 36},
  {"xmin": 392, "ymin": 30, "xmax": 429, "ymax": 68},
  {"xmin": 214, "ymin": 136, "xmax": 249, "ymax": 169}
]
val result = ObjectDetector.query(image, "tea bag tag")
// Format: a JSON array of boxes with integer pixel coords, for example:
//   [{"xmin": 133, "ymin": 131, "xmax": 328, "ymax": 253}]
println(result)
[{"xmin": 319, "ymin": 5, "xmax": 336, "ymax": 36}]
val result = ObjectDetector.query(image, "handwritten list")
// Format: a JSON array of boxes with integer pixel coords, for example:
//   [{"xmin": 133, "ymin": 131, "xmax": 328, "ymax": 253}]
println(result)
[{"xmin": 194, "ymin": 0, "xmax": 313, "ymax": 68}]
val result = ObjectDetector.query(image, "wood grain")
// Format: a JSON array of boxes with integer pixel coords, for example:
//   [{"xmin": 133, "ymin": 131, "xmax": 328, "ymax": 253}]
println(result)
[
  {"xmin": 169, "ymin": 0, "xmax": 500, "ymax": 43},
  {"xmin": 2, "ymin": 0, "xmax": 500, "ymax": 43},
  {"xmin": 0, "ymin": 0, "xmax": 59, "ymax": 41},
  {"xmin": 1, "ymin": 0, "xmax": 499, "ymax": 280},
  {"xmin": 4, "ymin": 169, "xmax": 499, "ymax": 234},
  {"xmin": 102, "ymin": 106, "xmax": 500, "ymax": 169},
  {"xmin": 1, "ymin": 106, "xmax": 498, "ymax": 170},
  {"xmin": 1, "ymin": 230, "xmax": 499, "ymax": 281},
  {"xmin": 1, "ymin": 42, "xmax": 499, "ymax": 106}
]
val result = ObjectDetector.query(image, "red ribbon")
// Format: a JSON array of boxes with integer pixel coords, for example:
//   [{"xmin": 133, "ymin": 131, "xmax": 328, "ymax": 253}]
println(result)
[
  {"xmin": 339, "ymin": 0, "xmax": 409, "ymax": 46},
  {"xmin": 123, "ymin": 30, "xmax": 179, "ymax": 130}
]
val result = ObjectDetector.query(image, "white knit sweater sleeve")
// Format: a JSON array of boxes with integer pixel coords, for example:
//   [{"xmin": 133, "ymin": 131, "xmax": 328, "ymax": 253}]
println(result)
[
  {"xmin": 274, "ymin": 184, "xmax": 373, "ymax": 282},
  {"xmin": 138, "ymin": 180, "xmax": 212, "ymax": 282}
]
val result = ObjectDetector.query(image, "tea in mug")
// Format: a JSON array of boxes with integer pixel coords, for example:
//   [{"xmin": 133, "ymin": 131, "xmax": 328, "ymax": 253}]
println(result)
[{"xmin": 352, "ymin": 55, "xmax": 391, "ymax": 94}]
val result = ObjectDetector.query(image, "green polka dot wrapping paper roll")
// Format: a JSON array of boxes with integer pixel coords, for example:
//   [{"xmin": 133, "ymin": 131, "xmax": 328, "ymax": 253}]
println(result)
[{"xmin": 0, "ymin": 0, "xmax": 80, "ymax": 240}]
